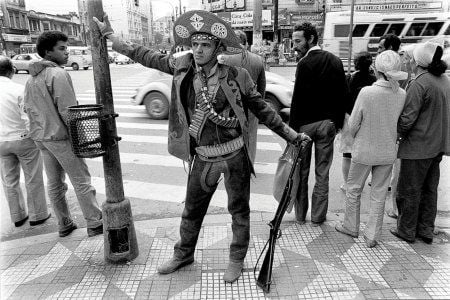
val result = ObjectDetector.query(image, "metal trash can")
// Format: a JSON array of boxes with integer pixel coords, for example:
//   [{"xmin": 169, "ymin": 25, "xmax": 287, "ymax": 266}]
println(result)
[{"xmin": 67, "ymin": 104, "xmax": 106, "ymax": 158}]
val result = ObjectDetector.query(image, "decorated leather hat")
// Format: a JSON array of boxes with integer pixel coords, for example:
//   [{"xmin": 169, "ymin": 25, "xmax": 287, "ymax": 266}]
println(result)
[{"xmin": 173, "ymin": 10, "xmax": 242, "ymax": 54}]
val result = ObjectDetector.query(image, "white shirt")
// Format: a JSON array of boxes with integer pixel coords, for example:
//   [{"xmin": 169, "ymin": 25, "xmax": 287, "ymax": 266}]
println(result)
[{"xmin": 0, "ymin": 76, "xmax": 29, "ymax": 142}]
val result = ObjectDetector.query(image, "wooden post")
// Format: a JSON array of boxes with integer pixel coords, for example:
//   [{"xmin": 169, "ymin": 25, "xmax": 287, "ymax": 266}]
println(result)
[
  {"xmin": 273, "ymin": 0, "xmax": 279, "ymax": 65},
  {"xmin": 87, "ymin": 0, "xmax": 139, "ymax": 263}
]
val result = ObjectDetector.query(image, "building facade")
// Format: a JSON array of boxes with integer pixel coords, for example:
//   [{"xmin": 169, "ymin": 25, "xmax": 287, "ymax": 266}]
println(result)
[{"xmin": 0, "ymin": 0, "xmax": 83, "ymax": 56}]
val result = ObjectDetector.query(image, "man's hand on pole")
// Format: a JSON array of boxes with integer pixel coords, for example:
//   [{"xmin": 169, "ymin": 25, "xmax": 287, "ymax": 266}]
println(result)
[{"xmin": 93, "ymin": 13, "xmax": 114, "ymax": 38}]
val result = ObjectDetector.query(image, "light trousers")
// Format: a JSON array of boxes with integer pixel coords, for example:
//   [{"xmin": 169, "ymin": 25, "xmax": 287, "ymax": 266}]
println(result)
[
  {"xmin": 343, "ymin": 161, "xmax": 393, "ymax": 241},
  {"xmin": 0, "ymin": 138, "xmax": 48, "ymax": 222},
  {"xmin": 35, "ymin": 140, "xmax": 102, "ymax": 231}
]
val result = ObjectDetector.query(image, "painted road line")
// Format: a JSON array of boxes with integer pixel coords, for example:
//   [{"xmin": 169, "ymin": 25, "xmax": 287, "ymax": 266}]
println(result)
[
  {"xmin": 115, "ymin": 122, "xmax": 274, "ymax": 136},
  {"xmin": 117, "ymin": 112, "xmax": 149, "ymax": 118},
  {"xmin": 19, "ymin": 175, "xmax": 276, "ymax": 212},
  {"xmin": 91, "ymin": 152, "xmax": 277, "ymax": 174},
  {"xmin": 120, "ymin": 134, "xmax": 282, "ymax": 151}
]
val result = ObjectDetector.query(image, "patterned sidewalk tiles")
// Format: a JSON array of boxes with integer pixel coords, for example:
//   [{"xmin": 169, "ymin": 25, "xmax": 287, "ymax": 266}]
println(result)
[{"xmin": 1, "ymin": 215, "xmax": 449, "ymax": 299}]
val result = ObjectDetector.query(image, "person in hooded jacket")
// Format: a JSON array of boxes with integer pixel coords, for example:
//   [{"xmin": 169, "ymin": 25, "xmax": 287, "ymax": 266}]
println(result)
[{"xmin": 23, "ymin": 31, "xmax": 103, "ymax": 238}]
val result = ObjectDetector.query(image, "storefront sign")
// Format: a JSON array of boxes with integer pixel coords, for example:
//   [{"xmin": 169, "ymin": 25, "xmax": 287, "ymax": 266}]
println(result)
[
  {"xmin": 2, "ymin": 34, "xmax": 31, "ymax": 43},
  {"xmin": 291, "ymin": 12, "xmax": 323, "ymax": 26},
  {"xmin": 211, "ymin": 0, "xmax": 225, "ymax": 12},
  {"xmin": 218, "ymin": 10, "xmax": 272, "ymax": 28}
]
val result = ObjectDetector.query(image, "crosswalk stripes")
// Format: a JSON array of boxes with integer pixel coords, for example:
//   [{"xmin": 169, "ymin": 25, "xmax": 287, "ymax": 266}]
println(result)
[{"xmin": 67, "ymin": 69, "xmax": 284, "ymax": 212}]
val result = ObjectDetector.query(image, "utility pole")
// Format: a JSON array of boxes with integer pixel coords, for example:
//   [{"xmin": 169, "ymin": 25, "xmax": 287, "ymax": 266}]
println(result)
[
  {"xmin": 252, "ymin": 0, "xmax": 262, "ymax": 49},
  {"xmin": 348, "ymin": 0, "xmax": 355, "ymax": 75},
  {"xmin": 178, "ymin": 0, "xmax": 182, "ymax": 16},
  {"xmin": 273, "ymin": 0, "xmax": 279, "ymax": 64},
  {"xmin": 87, "ymin": 0, "xmax": 139, "ymax": 263}
]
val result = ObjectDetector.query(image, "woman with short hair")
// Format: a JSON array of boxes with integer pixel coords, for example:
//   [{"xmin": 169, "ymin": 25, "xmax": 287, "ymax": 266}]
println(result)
[
  {"xmin": 391, "ymin": 42, "xmax": 450, "ymax": 244},
  {"xmin": 335, "ymin": 50, "xmax": 407, "ymax": 248}
]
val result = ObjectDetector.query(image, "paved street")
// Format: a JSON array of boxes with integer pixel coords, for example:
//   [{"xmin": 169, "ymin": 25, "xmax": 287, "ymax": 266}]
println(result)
[{"xmin": 1, "ymin": 63, "xmax": 449, "ymax": 299}]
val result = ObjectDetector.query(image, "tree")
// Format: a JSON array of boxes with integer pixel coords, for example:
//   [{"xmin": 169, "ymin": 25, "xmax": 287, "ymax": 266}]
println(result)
[{"xmin": 154, "ymin": 32, "xmax": 164, "ymax": 45}]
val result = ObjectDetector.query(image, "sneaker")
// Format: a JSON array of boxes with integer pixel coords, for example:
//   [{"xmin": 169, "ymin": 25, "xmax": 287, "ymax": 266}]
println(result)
[
  {"xmin": 59, "ymin": 223, "xmax": 78, "ymax": 237},
  {"xmin": 311, "ymin": 221, "xmax": 324, "ymax": 227},
  {"xmin": 29, "ymin": 213, "xmax": 51, "ymax": 226},
  {"xmin": 223, "ymin": 260, "xmax": 244, "ymax": 283},
  {"xmin": 87, "ymin": 224, "xmax": 103, "ymax": 237},
  {"xmin": 14, "ymin": 216, "xmax": 29, "ymax": 227},
  {"xmin": 157, "ymin": 256, "xmax": 194, "ymax": 274},
  {"xmin": 335, "ymin": 223, "xmax": 358, "ymax": 238},
  {"xmin": 364, "ymin": 235, "xmax": 378, "ymax": 248}
]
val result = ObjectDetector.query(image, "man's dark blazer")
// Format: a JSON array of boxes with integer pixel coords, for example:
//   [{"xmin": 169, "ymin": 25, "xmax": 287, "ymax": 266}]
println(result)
[{"xmin": 289, "ymin": 49, "xmax": 349, "ymax": 132}]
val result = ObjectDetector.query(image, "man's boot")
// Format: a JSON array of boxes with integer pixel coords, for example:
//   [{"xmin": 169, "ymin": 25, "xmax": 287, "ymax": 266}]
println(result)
[
  {"xmin": 223, "ymin": 260, "xmax": 244, "ymax": 283},
  {"xmin": 157, "ymin": 256, "xmax": 194, "ymax": 274}
]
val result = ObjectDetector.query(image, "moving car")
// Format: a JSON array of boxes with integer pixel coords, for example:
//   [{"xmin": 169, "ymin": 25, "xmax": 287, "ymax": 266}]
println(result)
[
  {"xmin": 66, "ymin": 46, "xmax": 92, "ymax": 70},
  {"xmin": 11, "ymin": 53, "xmax": 41, "ymax": 73},
  {"xmin": 115, "ymin": 54, "xmax": 131, "ymax": 64},
  {"xmin": 131, "ymin": 68, "xmax": 294, "ymax": 120}
]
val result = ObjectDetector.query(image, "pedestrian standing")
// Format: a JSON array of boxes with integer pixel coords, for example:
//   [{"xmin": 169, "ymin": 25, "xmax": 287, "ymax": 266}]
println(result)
[
  {"xmin": 391, "ymin": 42, "xmax": 450, "ymax": 244},
  {"xmin": 23, "ymin": 31, "xmax": 103, "ymax": 238},
  {"xmin": 335, "ymin": 50, "xmax": 407, "ymax": 247},
  {"xmin": 339, "ymin": 52, "xmax": 376, "ymax": 192},
  {"xmin": 0, "ymin": 56, "xmax": 50, "ymax": 227},
  {"xmin": 217, "ymin": 29, "xmax": 266, "ymax": 161},
  {"xmin": 94, "ymin": 11, "xmax": 309, "ymax": 283},
  {"xmin": 289, "ymin": 22, "xmax": 349, "ymax": 226}
]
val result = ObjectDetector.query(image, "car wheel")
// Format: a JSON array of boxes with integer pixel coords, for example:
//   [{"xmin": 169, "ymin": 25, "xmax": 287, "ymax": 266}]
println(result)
[
  {"xmin": 72, "ymin": 63, "xmax": 79, "ymax": 71},
  {"xmin": 83, "ymin": 67, "xmax": 89, "ymax": 70},
  {"xmin": 143, "ymin": 92, "xmax": 169, "ymax": 120},
  {"xmin": 265, "ymin": 94, "xmax": 281, "ymax": 113}
]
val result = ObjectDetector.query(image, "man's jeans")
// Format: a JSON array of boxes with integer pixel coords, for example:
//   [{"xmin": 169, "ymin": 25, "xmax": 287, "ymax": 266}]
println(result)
[
  {"xmin": 0, "ymin": 138, "xmax": 48, "ymax": 222},
  {"xmin": 294, "ymin": 120, "xmax": 336, "ymax": 223},
  {"xmin": 396, "ymin": 155, "xmax": 442, "ymax": 241},
  {"xmin": 35, "ymin": 140, "xmax": 102, "ymax": 231},
  {"xmin": 174, "ymin": 150, "xmax": 251, "ymax": 262},
  {"xmin": 343, "ymin": 162, "xmax": 392, "ymax": 241}
]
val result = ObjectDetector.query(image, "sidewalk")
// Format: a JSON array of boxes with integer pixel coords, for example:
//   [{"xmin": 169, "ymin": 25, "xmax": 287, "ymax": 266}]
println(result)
[{"xmin": 1, "ymin": 212, "xmax": 449, "ymax": 299}]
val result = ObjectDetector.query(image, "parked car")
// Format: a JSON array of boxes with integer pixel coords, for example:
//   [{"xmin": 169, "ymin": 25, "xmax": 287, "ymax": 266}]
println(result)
[
  {"xmin": 66, "ymin": 46, "xmax": 92, "ymax": 70},
  {"xmin": 115, "ymin": 54, "xmax": 131, "ymax": 64},
  {"xmin": 131, "ymin": 68, "xmax": 294, "ymax": 120},
  {"xmin": 11, "ymin": 53, "xmax": 41, "ymax": 73}
]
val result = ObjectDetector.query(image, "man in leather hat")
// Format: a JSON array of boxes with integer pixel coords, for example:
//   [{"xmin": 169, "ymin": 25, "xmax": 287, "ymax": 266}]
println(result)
[{"xmin": 94, "ymin": 10, "xmax": 309, "ymax": 283}]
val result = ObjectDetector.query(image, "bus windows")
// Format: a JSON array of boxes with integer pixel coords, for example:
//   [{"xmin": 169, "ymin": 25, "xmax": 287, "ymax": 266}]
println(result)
[
  {"xmin": 352, "ymin": 24, "xmax": 369, "ymax": 37},
  {"xmin": 406, "ymin": 23, "xmax": 426, "ymax": 36},
  {"xmin": 334, "ymin": 24, "xmax": 350, "ymax": 37},
  {"xmin": 445, "ymin": 24, "xmax": 450, "ymax": 35},
  {"xmin": 422, "ymin": 22, "xmax": 444, "ymax": 36},
  {"xmin": 370, "ymin": 23, "xmax": 389, "ymax": 37},
  {"xmin": 386, "ymin": 23, "xmax": 405, "ymax": 36}
]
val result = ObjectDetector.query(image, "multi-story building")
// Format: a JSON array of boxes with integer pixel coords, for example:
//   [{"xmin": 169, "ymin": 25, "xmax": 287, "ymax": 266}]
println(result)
[
  {"xmin": 0, "ymin": 0, "xmax": 30, "ymax": 56},
  {"xmin": 27, "ymin": 11, "xmax": 83, "ymax": 46}
]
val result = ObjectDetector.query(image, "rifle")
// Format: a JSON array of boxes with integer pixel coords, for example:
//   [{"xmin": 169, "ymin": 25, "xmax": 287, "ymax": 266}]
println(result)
[{"xmin": 255, "ymin": 143, "xmax": 304, "ymax": 293}]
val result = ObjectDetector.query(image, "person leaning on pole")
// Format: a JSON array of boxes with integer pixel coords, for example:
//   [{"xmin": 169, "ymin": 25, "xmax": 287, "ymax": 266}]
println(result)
[
  {"xmin": 23, "ymin": 31, "xmax": 103, "ymax": 238},
  {"xmin": 93, "ymin": 10, "xmax": 310, "ymax": 283},
  {"xmin": 0, "ymin": 56, "xmax": 51, "ymax": 228}
]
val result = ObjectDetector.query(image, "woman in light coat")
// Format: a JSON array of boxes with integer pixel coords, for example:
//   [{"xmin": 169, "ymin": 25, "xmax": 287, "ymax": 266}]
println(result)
[{"xmin": 335, "ymin": 50, "xmax": 407, "ymax": 247}]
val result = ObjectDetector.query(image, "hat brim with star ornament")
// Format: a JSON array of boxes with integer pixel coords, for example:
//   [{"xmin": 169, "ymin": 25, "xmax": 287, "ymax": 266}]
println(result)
[{"xmin": 173, "ymin": 10, "xmax": 243, "ymax": 54}]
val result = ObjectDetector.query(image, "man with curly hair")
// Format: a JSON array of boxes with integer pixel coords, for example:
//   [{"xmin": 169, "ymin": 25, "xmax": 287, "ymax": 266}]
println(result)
[{"xmin": 289, "ymin": 22, "xmax": 349, "ymax": 227}]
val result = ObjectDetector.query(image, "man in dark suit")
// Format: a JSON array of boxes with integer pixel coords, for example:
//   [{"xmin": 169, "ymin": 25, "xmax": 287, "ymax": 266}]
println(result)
[{"xmin": 289, "ymin": 22, "xmax": 348, "ymax": 226}]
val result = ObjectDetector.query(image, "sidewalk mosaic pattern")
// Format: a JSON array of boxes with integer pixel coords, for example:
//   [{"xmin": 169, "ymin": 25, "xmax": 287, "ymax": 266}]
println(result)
[{"xmin": 1, "ymin": 217, "xmax": 449, "ymax": 299}]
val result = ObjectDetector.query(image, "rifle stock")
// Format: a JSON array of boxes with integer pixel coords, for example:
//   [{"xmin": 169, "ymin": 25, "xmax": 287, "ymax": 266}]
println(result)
[{"xmin": 256, "ymin": 143, "xmax": 305, "ymax": 293}]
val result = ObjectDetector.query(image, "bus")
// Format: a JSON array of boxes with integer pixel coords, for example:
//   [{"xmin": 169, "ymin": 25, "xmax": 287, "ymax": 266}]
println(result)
[{"xmin": 322, "ymin": 11, "xmax": 450, "ymax": 65}]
